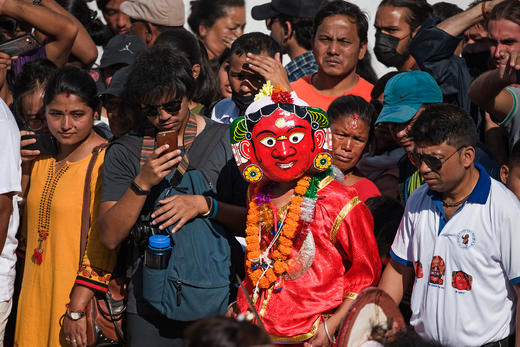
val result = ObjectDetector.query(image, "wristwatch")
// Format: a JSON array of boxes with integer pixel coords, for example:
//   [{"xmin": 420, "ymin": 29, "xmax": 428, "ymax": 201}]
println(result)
[
  {"xmin": 66, "ymin": 307, "xmax": 85, "ymax": 321},
  {"xmin": 32, "ymin": 0, "xmax": 41, "ymax": 5},
  {"xmin": 130, "ymin": 180, "xmax": 150, "ymax": 195}
]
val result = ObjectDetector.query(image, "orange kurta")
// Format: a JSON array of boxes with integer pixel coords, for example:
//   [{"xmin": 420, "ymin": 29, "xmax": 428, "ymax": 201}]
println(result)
[{"xmin": 15, "ymin": 151, "xmax": 116, "ymax": 347}]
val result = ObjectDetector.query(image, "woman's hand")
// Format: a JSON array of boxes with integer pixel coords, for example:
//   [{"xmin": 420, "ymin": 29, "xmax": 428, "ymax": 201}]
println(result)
[
  {"xmin": 246, "ymin": 52, "xmax": 292, "ymax": 92},
  {"xmin": 133, "ymin": 146, "xmax": 182, "ymax": 191},
  {"xmin": 62, "ymin": 315, "xmax": 87, "ymax": 347},
  {"xmin": 151, "ymin": 194, "xmax": 209, "ymax": 233},
  {"xmin": 20, "ymin": 130, "xmax": 40, "ymax": 168}
]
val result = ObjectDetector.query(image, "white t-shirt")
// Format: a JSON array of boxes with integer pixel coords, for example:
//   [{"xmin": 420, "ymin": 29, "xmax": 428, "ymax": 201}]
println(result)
[
  {"xmin": 0, "ymin": 98, "xmax": 21, "ymax": 302},
  {"xmin": 210, "ymin": 97, "xmax": 239, "ymax": 125},
  {"xmin": 391, "ymin": 165, "xmax": 520, "ymax": 346}
]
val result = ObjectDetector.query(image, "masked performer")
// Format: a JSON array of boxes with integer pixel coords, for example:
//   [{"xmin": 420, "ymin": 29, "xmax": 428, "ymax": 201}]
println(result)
[{"xmin": 231, "ymin": 83, "xmax": 381, "ymax": 346}]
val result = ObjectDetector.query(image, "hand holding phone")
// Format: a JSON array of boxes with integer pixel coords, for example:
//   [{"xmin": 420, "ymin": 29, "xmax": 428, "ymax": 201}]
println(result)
[
  {"xmin": 156, "ymin": 130, "xmax": 178, "ymax": 155},
  {"xmin": 21, "ymin": 132, "xmax": 58, "ymax": 157}
]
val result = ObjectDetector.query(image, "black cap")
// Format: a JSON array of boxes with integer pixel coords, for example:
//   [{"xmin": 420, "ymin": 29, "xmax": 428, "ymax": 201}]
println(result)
[
  {"xmin": 100, "ymin": 66, "xmax": 130, "ymax": 98},
  {"xmin": 251, "ymin": 0, "xmax": 321, "ymax": 20},
  {"xmin": 100, "ymin": 34, "xmax": 146, "ymax": 69}
]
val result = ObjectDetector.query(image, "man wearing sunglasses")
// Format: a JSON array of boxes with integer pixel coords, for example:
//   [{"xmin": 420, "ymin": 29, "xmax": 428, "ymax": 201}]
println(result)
[
  {"xmin": 376, "ymin": 71, "xmax": 500, "ymax": 203},
  {"xmin": 379, "ymin": 103, "xmax": 520, "ymax": 347}
]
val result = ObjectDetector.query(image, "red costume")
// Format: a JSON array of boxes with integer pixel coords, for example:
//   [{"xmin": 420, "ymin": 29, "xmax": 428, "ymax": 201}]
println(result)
[
  {"xmin": 237, "ymin": 178, "xmax": 381, "ymax": 342},
  {"xmin": 230, "ymin": 83, "xmax": 381, "ymax": 343}
]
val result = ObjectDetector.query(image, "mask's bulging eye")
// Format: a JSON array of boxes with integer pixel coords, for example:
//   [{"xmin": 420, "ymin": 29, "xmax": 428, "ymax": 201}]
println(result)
[
  {"xmin": 260, "ymin": 136, "xmax": 276, "ymax": 148},
  {"xmin": 289, "ymin": 132, "xmax": 305, "ymax": 144}
]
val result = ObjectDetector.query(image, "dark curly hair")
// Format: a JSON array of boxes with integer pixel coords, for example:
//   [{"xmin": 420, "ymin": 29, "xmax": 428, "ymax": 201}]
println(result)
[
  {"xmin": 58, "ymin": 0, "xmax": 112, "ymax": 46},
  {"xmin": 276, "ymin": 15, "xmax": 314, "ymax": 51},
  {"xmin": 124, "ymin": 46, "xmax": 195, "ymax": 107},
  {"xmin": 378, "ymin": 0, "xmax": 433, "ymax": 32},
  {"xmin": 229, "ymin": 32, "xmax": 281, "ymax": 58}
]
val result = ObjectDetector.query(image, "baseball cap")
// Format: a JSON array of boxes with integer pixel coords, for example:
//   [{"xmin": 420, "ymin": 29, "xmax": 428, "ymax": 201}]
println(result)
[
  {"xmin": 101, "ymin": 66, "xmax": 130, "ymax": 98},
  {"xmin": 375, "ymin": 71, "xmax": 443, "ymax": 124},
  {"xmin": 100, "ymin": 34, "xmax": 146, "ymax": 69},
  {"xmin": 120, "ymin": 0, "xmax": 184, "ymax": 27},
  {"xmin": 251, "ymin": 0, "xmax": 321, "ymax": 20}
]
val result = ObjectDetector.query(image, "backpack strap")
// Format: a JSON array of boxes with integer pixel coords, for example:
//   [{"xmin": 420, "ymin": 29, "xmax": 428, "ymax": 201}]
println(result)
[{"xmin": 79, "ymin": 144, "xmax": 108, "ymax": 266}]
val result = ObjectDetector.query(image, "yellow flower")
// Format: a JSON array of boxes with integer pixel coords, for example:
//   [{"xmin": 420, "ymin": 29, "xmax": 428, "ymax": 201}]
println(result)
[
  {"xmin": 244, "ymin": 165, "xmax": 262, "ymax": 182},
  {"xmin": 254, "ymin": 80, "xmax": 274, "ymax": 101},
  {"xmin": 315, "ymin": 153, "xmax": 332, "ymax": 170}
]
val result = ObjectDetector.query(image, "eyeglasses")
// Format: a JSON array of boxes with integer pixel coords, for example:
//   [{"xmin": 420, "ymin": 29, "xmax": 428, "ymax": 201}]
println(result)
[
  {"xmin": 139, "ymin": 99, "xmax": 182, "ymax": 118},
  {"xmin": 410, "ymin": 145, "xmax": 466, "ymax": 172}
]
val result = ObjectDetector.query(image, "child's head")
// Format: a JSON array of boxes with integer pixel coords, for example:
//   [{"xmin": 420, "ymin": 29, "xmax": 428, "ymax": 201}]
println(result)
[{"xmin": 500, "ymin": 140, "xmax": 520, "ymax": 200}]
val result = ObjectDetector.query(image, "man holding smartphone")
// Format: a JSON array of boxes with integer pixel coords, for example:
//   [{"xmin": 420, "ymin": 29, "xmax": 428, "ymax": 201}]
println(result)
[{"xmin": 0, "ymin": 98, "xmax": 20, "ymax": 345}]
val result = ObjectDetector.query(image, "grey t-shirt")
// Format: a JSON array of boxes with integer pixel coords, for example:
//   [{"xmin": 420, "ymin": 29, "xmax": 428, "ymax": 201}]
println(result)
[{"xmin": 102, "ymin": 118, "xmax": 247, "ymax": 315}]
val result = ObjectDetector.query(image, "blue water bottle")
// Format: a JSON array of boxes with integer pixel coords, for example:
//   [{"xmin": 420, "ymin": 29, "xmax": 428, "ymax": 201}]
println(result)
[{"xmin": 144, "ymin": 235, "xmax": 172, "ymax": 269}]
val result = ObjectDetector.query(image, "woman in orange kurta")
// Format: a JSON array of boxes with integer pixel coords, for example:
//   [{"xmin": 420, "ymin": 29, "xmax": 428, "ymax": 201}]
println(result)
[{"xmin": 15, "ymin": 66, "xmax": 116, "ymax": 347}]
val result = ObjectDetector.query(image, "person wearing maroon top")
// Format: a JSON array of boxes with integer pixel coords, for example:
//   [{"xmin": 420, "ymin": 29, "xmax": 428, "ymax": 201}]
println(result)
[{"xmin": 328, "ymin": 95, "xmax": 381, "ymax": 201}]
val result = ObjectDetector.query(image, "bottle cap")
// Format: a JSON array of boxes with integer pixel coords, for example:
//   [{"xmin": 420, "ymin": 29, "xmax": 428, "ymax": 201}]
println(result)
[{"xmin": 148, "ymin": 234, "xmax": 172, "ymax": 251}]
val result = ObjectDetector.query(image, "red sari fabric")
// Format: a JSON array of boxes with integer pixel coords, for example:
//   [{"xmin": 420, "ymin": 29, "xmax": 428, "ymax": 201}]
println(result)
[
  {"xmin": 237, "ymin": 176, "xmax": 381, "ymax": 343},
  {"xmin": 352, "ymin": 177, "xmax": 382, "ymax": 202}
]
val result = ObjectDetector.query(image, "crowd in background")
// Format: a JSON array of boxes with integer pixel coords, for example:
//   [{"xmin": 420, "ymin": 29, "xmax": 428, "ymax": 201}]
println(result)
[{"xmin": 0, "ymin": 0, "xmax": 519, "ymax": 346}]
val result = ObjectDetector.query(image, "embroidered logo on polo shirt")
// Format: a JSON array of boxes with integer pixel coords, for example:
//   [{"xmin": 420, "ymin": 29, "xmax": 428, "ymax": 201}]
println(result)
[
  {"xmin": 457, "ymin": 229, "xmax": 476, "ymax": 249},
  {"xmin": 429, "ymin": 256, "xmax": 446, "ymax": 286},
  {"xmin": 452, "ymin": 271, "xmax": 472, "ymax": 291}
]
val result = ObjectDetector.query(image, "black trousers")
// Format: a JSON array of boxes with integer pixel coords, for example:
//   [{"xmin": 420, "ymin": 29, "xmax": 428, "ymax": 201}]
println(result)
[{"xmin": 126, "ymin": 312, "xmax": 189, "ymax": 347}]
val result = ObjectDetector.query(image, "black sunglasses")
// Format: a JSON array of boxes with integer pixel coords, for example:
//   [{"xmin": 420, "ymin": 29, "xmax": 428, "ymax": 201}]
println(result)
[
  {"xmin": 140, "ymin": 99, "xmax": 182, "ymax": 118},
  {"xmin": 410, "ymin": 145, "xmax": 466, "ymax": 172}
]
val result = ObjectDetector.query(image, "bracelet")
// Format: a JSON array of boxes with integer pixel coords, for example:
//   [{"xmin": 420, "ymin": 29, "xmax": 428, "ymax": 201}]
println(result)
[
  {"xmin": 209, "ymin": 198, "xmax": 218, "ymax": 219},
  {"xmin": 323, "ymin": 318, "xmax": 336, "ymax": 344},
  {"xmin": 481, "ymin": 1, "xmax": 488, "ymax": 20},
  {"xmin": 201, "ymin": 196, "xmax": 213, "ymax": 217}
]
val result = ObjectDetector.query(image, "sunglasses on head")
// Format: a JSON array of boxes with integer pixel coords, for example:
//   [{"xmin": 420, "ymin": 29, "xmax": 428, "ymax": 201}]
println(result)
[
  {"xmin": 410, "ymin": 145, "xmax": 466, "ymax": 171},
  {"xmin": 140, "ymin": 99, "xmax": 182, "ymax": 118}
]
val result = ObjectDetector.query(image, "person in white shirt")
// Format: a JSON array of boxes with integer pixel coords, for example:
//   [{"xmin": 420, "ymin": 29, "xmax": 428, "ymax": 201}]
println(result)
[
  {"xmin": 0, "ymin": 98, "xmax": 21, "ymax": 344},
  {"xmin": 378, "ymin": 103, "xmax": 520, "ymax": 347}
]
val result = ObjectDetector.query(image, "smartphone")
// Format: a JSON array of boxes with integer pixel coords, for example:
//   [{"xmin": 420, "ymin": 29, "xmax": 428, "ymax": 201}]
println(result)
[
  {"xmin": 0, "ymin": 33, "xmax": 41, "ymax": 57},
  {"xmin": 156, "ymin": 130, "xmax": 178, "ymax": 155},
  {"xmin": 21, "ymin": 133, "xmax": 58, "ymax": 156}
]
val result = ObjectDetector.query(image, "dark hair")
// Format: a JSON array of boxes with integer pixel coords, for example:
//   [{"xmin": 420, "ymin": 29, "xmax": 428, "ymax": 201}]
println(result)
[
  {"xmin": 409, "ymin": 103, "xmax": 477, "ymax": 148},
  {"xmin": 328, "ymin": 95, "xmax": 378, "ymax": 141},
  {"xmin": 488, "ymin": 0, "xmax": 520, "ymax": 28},
  {"xmin": 277, "ymin": 15, "xmax": 314, "ymax": 51},
  {"xmin": 364, "ymin": 196, "xmax": 404, "ymax": 260},
  {"xmin": 371, "ymin": 71, "xmax": 400, "ymax": 100},
  {"xmin": 13, "ymin": 59, "xmax": 57, "ymax": 126},
  {"xmin": 357, "ymin": 51, "xmax": 378, "ymax": 84},
  {"xmin": 432, "ymin": 2, "xmax": 462, "ymax": 21},
  {"xmin": 229, "ymin": 32, "xmax": 281, "ymax": 57},
  {"xmin": 57, "ymin": 0, "xmax": 112, "ymax": 46},
  {"xmin": 44, "ymin": 65, "xmax": 100, "ymax": 111},
  {"xmin": 185, "ymin": 316, "xmax": 271, "ymax": 347},
  {"xmin": 154, "ymin": 28, "xmax": 218, "ymax": 107},
  {"xmin": 124, "ymin": 46, "xmax": 195, "ymax": 107},
  {"xmin": 313, "ymin": 1, "xmax": 368, "ymax": 44},
  {"xmin": 509, "ymin": 140, "xmax": 520, "ymax": 167},
  {"xmin": 188, "ymin": 0, "xmax": 245, "ymax": 36},
  {"xmin": 467, "ymin": 0, "xmax": 486, "ymax": 10},
  {"xmin": 378, "ymin": 0, "xmax": 433, "ymax": 32},
  {"xmin": 96, "ymin": 0, "xmax": 109, "ymax": 11}
]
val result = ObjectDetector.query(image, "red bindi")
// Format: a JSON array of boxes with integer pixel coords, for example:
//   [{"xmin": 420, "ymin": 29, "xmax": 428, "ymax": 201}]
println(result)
[{"xmin": 65, "ymin": 91, "xmax": 71, "ymax": 98}]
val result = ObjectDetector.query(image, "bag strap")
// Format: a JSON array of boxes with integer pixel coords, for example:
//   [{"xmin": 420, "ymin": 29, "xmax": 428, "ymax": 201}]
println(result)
[{"xmin": 79, "ymin": 143, "xmax": 108, "ymax": 266}]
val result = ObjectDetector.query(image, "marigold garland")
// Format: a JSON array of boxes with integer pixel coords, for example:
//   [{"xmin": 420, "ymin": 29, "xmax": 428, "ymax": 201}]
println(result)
[{"xmin": 245, "ymin": 176, "xmax": 311, "ymax": 289}]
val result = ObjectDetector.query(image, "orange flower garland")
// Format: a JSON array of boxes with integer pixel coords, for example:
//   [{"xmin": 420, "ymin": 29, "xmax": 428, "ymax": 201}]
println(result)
[{"xmin": 245, "ymin": 176, "xmax": 311, "ymax": 289}]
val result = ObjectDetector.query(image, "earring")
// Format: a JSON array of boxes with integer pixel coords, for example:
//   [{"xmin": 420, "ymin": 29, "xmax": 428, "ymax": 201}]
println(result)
[
  {"xmin": 314, "ymin": 152, "xmax": 332, "ymax": 171},
  {"xmin": 243, "ymin": 164, "xmax": 263, "ymax": 183}
]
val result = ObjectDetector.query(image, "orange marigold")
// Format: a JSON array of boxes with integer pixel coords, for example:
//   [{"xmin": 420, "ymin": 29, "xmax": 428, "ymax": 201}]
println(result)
[
  {"xmin": 246, "ymin": 243, "xmax": 260, "ymax": 252},
  {"xmin": 272, "ymin": 250, "xmax": 285, "ymax": 260},
  {"xmin": 247, "ymin": 251, "xmax": 261, "ymax": 259},
  {"xmin": 245, "ymin": 235, "xmax": 259, "ymax": 244},
  {"xmin": 266, "ymin": 268, "xmax": 277, "ymax": 282},
  {"xmin": 279, "ymin": 244, "xmax": 291, "ymax": 256},
  {"xmin": 259, "ymin": 276, "xmax": 271, "ymax": 289},
  {"xmin": 274, "ymin": 261, "xmax": 288, "ymax": 274},
  {"xmin": 294, "ymin": 185, "xmax": 307, "ymax": 196},
  {"xmin": 282, "ymin": 227, "xmax": 296, "ymax": 239},
  {"xmin": 278, "ymin": 236, "xmax": 293, "ymax": 247}
]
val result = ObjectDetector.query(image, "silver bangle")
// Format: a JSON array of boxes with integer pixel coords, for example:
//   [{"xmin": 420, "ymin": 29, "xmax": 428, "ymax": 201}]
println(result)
[{"xmin": 323, "ymin": 318, "xmax": 336, "ymax": 344}]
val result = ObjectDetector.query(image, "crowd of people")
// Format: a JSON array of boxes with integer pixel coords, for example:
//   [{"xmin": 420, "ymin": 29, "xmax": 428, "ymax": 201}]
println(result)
[{"xmin": 0, "ymin": 0, "xmax": 519, "ymax": 346}]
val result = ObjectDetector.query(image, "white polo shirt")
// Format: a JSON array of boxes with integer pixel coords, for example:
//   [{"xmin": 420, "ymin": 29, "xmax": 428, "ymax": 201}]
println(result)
[
  {"xmin": 391, "ymin": 165, "xmax": 520, "ymax": 346},
  {"xmin": 0, "ymin": 98, "xmax": 21, "ymax": 302}
]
